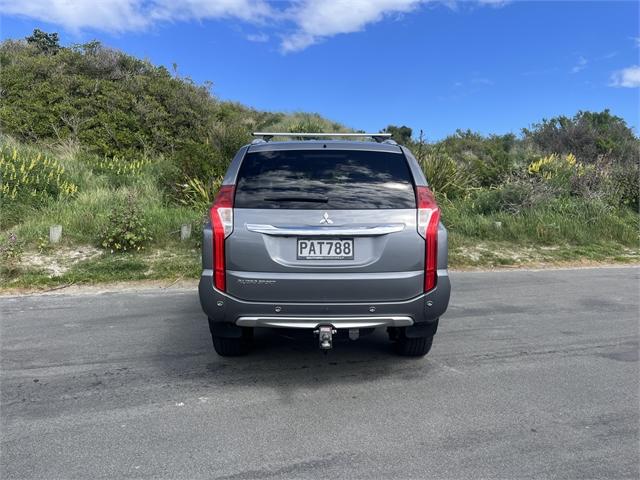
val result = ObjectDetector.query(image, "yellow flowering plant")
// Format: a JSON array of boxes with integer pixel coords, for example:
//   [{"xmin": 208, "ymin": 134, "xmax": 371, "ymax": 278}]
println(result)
[
  {"xmin": 0, "ymin": 145, "xmax": 78, "ymax": 204},
  {"xmin": 527, "ymin": 153, "xmax": 581, "ymax": 179},
  {"xmin": 95, "ymin": 156, "xmax": 149, "ymax": 178},
  {"xmin": 527, "ymin": 153, "xmax": 585, "ymax": 193}
]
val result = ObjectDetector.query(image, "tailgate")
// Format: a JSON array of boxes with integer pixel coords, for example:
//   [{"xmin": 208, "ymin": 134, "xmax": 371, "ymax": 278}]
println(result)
[{"xmin": 226, "ymin": 209, "xmax": 423, "ymax": 302}]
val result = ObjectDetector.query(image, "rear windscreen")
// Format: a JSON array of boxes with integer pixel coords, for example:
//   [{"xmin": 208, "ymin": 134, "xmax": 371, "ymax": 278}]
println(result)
[{"xmin": 234, "ymin": 150, "xmax": 416, "ymax": 209}]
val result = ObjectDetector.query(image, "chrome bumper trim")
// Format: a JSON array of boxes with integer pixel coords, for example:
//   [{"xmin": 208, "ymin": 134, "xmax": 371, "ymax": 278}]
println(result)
[
  {"xmin": 245, "ymin": 223, "xmax": 405, "ymax": 236},
  {"xmin": 235, "ymin": 315, "xmax": 414, "ymax": 329}
]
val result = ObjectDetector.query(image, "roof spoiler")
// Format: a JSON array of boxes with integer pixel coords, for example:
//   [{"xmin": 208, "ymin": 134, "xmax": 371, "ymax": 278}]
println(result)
[{"xmin": 251, "ymin": 132, "xmax": 393, "ymax": 143}]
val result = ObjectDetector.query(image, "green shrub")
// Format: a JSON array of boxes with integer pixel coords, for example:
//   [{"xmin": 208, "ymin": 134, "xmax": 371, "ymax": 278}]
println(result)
[
  {"xmin": 434, "ymin": 130, "xmax": 520, "ymax": 187},
  {"xmin": 0, "ymin": 232, "xmax": 23, "ymax": 275},
  {"xmin": 171, "ymin": 141, "xmax": 222, "ymax": 181},
  {"xmin": 37, "ymin": 234, "xmax": 52, "ymax": 254},
  {"xmin": 98, "ymin": 194, "xmax": 152, "ymax": 252},
  {"xmin": 468, "ymin": 183, "xmax": 536, "ymax": 215},
  {"xmin": 600, "ymin": 164, "xmax": 640, "ymax": 208},
  {"xmin": 210, "ymin": 123, "xmax": 252, "ymax": 162}
]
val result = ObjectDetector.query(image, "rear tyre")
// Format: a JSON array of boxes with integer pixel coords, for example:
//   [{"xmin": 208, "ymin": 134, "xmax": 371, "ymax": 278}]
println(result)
[
  {"xmin": 394, "ymin": 334, "xmax": 434, "ymax": 357},
  {"xmin": 211, "ymin": 328, "xmax": 253, "ymax": 357}
]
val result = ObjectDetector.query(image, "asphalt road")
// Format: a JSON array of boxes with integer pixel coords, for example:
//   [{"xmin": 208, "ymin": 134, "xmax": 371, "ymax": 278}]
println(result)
[{"xmin": 1, "ymin": 267, "xmax": 638, "ymax": 479}]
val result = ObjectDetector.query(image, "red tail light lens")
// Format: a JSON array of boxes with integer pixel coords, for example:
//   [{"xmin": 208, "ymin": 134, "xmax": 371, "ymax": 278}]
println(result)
[
  {"xmin": 416, "ymin": 186, "xmax": 440, "ymax": 292},
  {"xmin": 210, "ymin": 185, "xmax": 235, "ymax": 291}
]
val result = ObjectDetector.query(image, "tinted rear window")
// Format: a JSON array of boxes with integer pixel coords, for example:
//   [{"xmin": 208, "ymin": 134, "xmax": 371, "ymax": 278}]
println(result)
[{"xmin": 234, "ymin": 150, "xmax": 416, "ymax": 209}]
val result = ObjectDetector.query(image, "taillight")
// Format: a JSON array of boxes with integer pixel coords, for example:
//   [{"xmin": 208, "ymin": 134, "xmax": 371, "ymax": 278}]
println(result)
[
  {"xmin": 210, "ymin": 185, "xmax": 235, "ymax": 291},
  {"xmin": 416, "ymin": 186, "xmax": 440, "ymax": 292}
]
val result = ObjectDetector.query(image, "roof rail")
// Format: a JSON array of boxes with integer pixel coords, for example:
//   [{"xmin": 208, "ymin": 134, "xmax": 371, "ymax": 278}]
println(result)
[{"xmin": 251, "ymin": 132, "xmax": 393, "ymax": 143}]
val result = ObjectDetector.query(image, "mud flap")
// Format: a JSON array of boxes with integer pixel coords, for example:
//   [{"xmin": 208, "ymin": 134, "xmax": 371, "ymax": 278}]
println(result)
[
  {"xmin": 404, "ymin": 319, "xmax": 439, "ymax": 338},
  {"xmin": 209, "ymin": 319, "xmax": 244, "ymax": 338}
]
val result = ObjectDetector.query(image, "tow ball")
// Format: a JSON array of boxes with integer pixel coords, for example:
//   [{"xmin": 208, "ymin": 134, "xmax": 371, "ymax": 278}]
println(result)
[{"xmin": 314, "ymin": 325, "xmax": 337, "ymax": 351}]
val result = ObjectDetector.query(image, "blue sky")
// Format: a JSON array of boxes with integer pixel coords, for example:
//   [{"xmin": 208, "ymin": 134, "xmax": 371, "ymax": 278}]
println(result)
[{"xmin": 1, "ymin": 0, "xmax": 639, "ymax": 140}]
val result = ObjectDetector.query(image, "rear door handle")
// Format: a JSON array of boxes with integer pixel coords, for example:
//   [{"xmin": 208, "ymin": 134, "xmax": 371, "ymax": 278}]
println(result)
[{"xmin": 245, "ymin": 223, "xmax": 406, "ymax": 236}]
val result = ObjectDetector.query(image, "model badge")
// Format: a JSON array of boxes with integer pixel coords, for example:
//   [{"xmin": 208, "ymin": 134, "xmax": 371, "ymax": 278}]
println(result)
[{"xmin": 237, "ymin": 279, "xmax": 276, "ymax": 285}]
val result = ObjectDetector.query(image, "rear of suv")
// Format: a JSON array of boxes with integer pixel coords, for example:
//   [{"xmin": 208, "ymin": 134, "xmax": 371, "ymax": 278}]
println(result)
[{"xmin": 199, "ymin": 133, "xmax": 450, "ymax": 356}]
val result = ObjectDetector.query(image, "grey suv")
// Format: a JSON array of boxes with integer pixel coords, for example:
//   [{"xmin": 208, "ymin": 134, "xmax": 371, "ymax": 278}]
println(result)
[{"xmin": 199, "ymin": 133, "xmax": 450, "ymax": 356}]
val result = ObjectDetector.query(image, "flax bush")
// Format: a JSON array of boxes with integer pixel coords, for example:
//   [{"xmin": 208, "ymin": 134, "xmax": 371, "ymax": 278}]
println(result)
[
  {"xmin": 418, "ymin": 148, "xmax": 473, "ymax": 199},
  {"xmin": 176, "ymin": 175, "xmax": 223, "ymax": 212}
]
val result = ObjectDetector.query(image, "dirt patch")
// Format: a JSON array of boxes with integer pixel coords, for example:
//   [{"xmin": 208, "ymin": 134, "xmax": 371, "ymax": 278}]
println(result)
[
  {"xmin": 0, "ymin": 278, "xmax": 199, "ymax": 297},
  {"xmin": 452, "ymin": 260, "xmax": 639, "ymax": 272},
  {"xmin": 452, "ymin": 243, "xmax": 639, "ymax": 268},
  {"xmin": 20, "ymin": 246, "xmax": 102, "ymax": 277},
  {"xmin": 453, "ymin": 243, "xmax": 545, "ymax": 265}
]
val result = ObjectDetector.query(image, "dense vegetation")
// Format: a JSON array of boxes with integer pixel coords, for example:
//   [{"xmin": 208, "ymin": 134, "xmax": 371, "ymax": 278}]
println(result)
[{"xmin": 0, "ymin": 30, "xmax": 638, "ymax": 285}]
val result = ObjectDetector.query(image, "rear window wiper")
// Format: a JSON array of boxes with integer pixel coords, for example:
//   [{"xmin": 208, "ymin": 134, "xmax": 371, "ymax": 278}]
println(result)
[{"xmin": 263, "ymin": 195, "xmax": 329, "ymax": 203}]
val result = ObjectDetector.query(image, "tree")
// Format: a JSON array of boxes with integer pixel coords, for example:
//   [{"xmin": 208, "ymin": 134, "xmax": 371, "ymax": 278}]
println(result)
[
  {"xmin": 26, "ymin": 29, "xmax": 60, "ymax": 55},
  {"xmin": 523, "ymin": 110, "xmax": 639, "ymax": 166},
  {"xmin": 383, "ymin": 125, "xmax": 413, "ymax": 145}
]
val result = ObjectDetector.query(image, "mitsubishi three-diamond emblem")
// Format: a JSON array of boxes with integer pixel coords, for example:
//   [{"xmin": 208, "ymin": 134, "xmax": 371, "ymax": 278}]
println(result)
[{"xmin": 319, "ymin": 212, "xmax": 333, "ymax": 224}]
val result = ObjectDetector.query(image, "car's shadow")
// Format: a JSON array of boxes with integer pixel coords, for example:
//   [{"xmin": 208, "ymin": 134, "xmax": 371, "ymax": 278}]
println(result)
[{"xmin": 154, "ymin": 310, "xmax": 434, "ymax": 403}]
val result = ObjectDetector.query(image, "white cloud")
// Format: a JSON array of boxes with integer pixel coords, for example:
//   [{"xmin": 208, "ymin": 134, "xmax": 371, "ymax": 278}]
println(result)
[
  {"xmin": 246, "ymin": 32, "xmax": 269, "ymax": 42},
  {"xmin": 150, "ymin": 0, "xmax": 271, "ymax": 24},
  {"xmin": 571, "ymin": 55, "xmax": 587, "ymax": 73},
  {"xmin": 0, "ymin": 0, "xmax": 149, "ymax": 32},
  {"xmin": 610, "ymin": 65, "xmax": 640, "ymax": 88},
  {"xmin": 280, "ymin": 0, "xmax": 424, "ymax": 53},
  {"xmin": 0, "ymin": 0, "xmax": 272, "ymax": 33}
]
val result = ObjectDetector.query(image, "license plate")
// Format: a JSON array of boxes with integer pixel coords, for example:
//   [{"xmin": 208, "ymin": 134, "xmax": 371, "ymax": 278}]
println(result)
[{"xmin": 297, "ymin": 238, "xmax": 354, "ymax": 260}]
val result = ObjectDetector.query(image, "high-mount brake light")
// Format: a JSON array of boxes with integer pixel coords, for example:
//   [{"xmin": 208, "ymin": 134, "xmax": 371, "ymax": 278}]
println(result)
[
  {"xmin": 210, "ymin": 185, "xmax": 235, "ymax": 291},
  {"xmin": 416, "ymin": 186, "xmax": 440, "ymax": 292}
]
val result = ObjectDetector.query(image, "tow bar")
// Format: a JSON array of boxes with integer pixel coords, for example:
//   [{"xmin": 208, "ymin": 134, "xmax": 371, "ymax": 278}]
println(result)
[{"xmin": 314, "ymin": 325, "xmax": 337, "ymax": 352}]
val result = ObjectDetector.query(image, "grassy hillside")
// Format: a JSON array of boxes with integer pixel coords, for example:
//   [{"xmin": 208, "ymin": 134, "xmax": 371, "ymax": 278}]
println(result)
[{"xmin": 1, "ymin": 31, "xmax": 638, "ymax": 288}]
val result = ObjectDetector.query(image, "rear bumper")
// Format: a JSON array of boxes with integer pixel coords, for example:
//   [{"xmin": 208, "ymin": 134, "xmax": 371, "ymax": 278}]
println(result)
[
  {"xmin": 199, "ymin": 269, "xmax": 450, "ymax": 330},
  {"xmin": 236, "ymin": 315, "xmax": 413, "ymax": 329}
]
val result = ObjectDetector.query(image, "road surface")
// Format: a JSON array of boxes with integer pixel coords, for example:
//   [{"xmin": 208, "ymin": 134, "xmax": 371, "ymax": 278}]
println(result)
[{"xmin": 1, "ymin": 267, "xmax": 638, "ymax": 479}]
